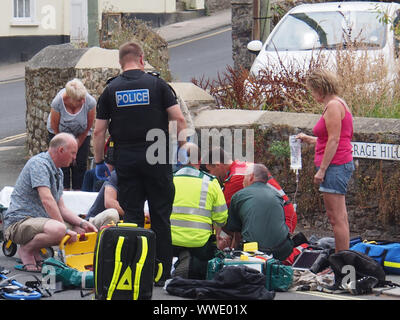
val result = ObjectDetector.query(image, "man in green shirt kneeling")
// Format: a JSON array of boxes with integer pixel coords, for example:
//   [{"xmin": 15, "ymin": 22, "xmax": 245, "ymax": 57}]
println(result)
[{"xmin": 223, "ymin": 163, "xmax": 293, "ymax": 261}]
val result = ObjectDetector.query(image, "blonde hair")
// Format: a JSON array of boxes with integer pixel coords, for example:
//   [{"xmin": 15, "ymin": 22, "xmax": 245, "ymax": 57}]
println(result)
[
  {"xmin": 65, "ymin": 78, "xmax": 87, "ymax": 101},
  {"xmin": 306, "ymin": 69, "xmax": 340, "ymax": 97}
]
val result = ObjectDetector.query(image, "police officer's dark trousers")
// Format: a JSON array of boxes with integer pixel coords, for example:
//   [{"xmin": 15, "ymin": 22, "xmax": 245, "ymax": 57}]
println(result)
[{"xmin": 115, "ymin": 146, "xmax": 175, "ymax": 281}]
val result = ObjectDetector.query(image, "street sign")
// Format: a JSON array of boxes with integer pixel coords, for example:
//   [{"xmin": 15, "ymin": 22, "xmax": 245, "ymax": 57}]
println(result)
[{"xmin": 352, "ymin": 142, "xmax": 400, "ymax": 161}]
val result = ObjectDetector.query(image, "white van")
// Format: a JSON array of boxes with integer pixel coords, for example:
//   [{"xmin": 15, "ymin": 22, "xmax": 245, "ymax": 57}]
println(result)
[{"xmin": 247, "ymin": 2, "xmax": 400, "ymax": 80}]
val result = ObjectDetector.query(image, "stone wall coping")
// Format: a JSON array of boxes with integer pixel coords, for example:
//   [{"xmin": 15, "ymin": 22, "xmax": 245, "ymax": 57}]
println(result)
[
  {"xmin": 75, "ymin": 46, "xmax": 154, "ymax": 71},
  {"xmin": 75, "ymin": 47, "xmax": 121, "ymax": 70},
  {"xmin": 169, "ymin": 82, "xmax": 215, "ymax": 104},
  {"xmin": 194, "ymin": 109, "xmax": 400, "ymax": 134},
  {"xmin": 27, "ymin": 44, "xmax": 155, "ymax": 72},
  {"xmin": 352, "ymin": 116, "xmax": 400, "ymax": 134},
  {"xmin": 26, "ymin": 43, "xmax": 88, "ymax": 70},
  {"xmin": 194, "ymin": 109, "xmax": 268, "ymax": 127}
]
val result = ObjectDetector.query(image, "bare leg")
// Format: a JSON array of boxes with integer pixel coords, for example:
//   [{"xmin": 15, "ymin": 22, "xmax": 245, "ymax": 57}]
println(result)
[
  {"xmin": 18, "ymin": 219, "xmax": 66, "ymax": 269},
  {"xmin": 323, "ymin": 192, "xmax": 350, "ymax": 252},
  {"xmin": 17, "ymin": 247, "xmax": 38, "ymax": 271}
]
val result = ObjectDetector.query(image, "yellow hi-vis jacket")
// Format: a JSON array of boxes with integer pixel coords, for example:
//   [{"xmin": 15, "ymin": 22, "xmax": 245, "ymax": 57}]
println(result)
[{"xmin": 171, "ymin": 166, "xmax": 228, "ymax": 248}]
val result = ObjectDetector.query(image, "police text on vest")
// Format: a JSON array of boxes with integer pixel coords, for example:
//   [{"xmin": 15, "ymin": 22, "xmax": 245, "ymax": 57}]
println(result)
[{"xmin": 115, "ymin": 89, "xmax": 150, "ymax": 107}]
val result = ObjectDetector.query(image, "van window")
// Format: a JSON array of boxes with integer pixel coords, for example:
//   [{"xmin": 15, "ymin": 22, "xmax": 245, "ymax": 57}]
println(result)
[{"xmin": 266, "ymin": 10, "xmax": 387, "ymax": 51}]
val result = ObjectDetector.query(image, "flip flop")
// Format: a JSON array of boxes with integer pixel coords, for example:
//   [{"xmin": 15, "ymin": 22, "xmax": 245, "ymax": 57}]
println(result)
[
  {"xmin": 14, "ymin": 264, "xmax": 41, "ymax": 273},
  {"xmin": 15, "ymin": 259, "xmax": 44, "ymax": 266}
]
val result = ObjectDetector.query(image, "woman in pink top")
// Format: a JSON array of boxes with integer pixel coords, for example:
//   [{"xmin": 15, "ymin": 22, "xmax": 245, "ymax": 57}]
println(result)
[{"xmin": 296, "ymin": 69, "xmax": 354, "ymax": 252}]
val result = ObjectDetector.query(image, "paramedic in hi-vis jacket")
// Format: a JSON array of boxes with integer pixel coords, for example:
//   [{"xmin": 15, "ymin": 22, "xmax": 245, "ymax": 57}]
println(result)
[{"xmin": 171, "ymin": 143, "xmax": 228, "ymax": 280}]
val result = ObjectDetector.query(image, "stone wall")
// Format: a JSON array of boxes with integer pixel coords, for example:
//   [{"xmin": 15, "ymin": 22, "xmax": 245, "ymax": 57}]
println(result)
[
  {"xmin": 231, "ymin": 0, "xmax": 254, "ymax": 70},
  {"xmin": 25, "ymin": 44, "xmax": 85, "ymax": 155},
  {"xmin": 192, "ymin": 109, "xmax": 400, "ymax": 241},
  {"xmin": 25, "ymin": 66, "xmax": 75, "ymax": 154},
  {"xmin": 205, "ymin": 0, "xmax": 231, "ymax": 13}
]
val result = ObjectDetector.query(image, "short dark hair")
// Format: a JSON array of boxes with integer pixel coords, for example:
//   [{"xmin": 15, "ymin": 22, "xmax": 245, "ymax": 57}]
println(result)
[{"xmin": 119, "ymin": 41, "xmax": 143, "ymax": 64}]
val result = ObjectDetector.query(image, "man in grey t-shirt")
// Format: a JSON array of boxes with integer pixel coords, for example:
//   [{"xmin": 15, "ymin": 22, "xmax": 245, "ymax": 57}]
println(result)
[{"xmin": 4, "ymin": 133, "xmax": 97, "ymax": 272}]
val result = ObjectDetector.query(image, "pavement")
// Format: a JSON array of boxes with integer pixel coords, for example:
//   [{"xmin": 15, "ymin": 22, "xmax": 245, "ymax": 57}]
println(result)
[
  {"xmin": 0, "ymin": 62, "xmax": 26, "ymax": 83},
  {"xmin": 1, "ymin": 8, "xmax": 400, "ymax": 303},
  {"xmin": 156, "ymin": 9, "xmax": 231, "ymax": 43}
]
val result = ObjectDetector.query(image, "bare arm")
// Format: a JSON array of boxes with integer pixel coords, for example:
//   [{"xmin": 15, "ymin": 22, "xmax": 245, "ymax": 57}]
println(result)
[
  {"xmin": 221, "ymin": 227, "xmax": 241, "ymax": 249},
  {"xmin": 104, "ymin": 185, "xmax": 124, "ymax": 217},
  {"xmin": 58, "ymin": 196, "xmax": 84, "ymax": 226},
  {"xmin": 93, "ymin": 119, "xmax": 109, "ymax": 163},
  {"xmin": 50, "ymin": 109, "xmax": 61, "ymax": 134},
  {"xmin": 76, "ymin": 108, "xmax": 96, "ymax": 148},
  {"xmin": 58, "ymin": 196, "xmax": 98, "ymax": 233},
  {"xmin": 166, "ymin": 104, "xmax": 187, "ymax": 147},
  {"xmin": 296, "ymin": 132, "xmax": 317, "ymax": 145},
  {"xmin": 37, "ymin": 186, "xmax": 64, "ymax": 223}
]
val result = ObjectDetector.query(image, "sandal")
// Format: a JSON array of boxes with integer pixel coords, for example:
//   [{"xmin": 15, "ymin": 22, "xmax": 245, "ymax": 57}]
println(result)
[{"xmin": 14, "ymin": 264, "xmax": 42, "ymax": 273}]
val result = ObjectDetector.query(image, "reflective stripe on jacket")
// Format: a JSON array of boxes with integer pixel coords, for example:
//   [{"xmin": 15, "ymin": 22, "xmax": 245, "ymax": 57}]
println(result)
[
  {"xmin": 266, "ymin": 176, "xmax": 297, "ymax": 234},
  {"xmin": 171, "ymin": 166, "xmax": 228, "ymax": 248}
]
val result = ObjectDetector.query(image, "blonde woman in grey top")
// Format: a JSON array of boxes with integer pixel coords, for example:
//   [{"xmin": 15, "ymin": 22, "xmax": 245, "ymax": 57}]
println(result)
[{"xmin": 47, "ymin": 79, "xmax": 96, "ymax": 190}]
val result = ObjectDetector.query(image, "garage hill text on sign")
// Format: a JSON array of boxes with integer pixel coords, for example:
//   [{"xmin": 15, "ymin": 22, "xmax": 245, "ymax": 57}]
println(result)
[{"xmin": 351, "ymin": 142, "xmax": 400, "ymax": 161}]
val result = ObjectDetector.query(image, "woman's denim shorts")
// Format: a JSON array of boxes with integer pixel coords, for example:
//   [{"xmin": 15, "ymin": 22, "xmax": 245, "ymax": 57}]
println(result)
[{"xmin": 317, "ymin": 161, "xmax": 355, "ymax": 195}]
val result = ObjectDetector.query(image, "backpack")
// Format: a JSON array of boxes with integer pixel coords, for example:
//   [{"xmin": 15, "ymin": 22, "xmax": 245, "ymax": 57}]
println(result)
[
  {"xmin": 93, "ymin": 223, "xmax": 159, "ymax": 300},
  {"xmin": 327, "ymin": 250, "xmax": 386, "ymax": 293}
]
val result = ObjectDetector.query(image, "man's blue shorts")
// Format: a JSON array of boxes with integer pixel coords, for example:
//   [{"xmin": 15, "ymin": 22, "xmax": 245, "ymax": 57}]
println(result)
[{"xmin": 317, "ymin": 160, "xmax": 355, "ymax": 195}]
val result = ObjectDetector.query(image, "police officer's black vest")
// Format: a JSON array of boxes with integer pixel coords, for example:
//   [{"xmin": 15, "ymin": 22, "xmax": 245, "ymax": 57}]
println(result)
[{"xmin": 106, "ymin": 70, "xmax": 170, "ymax": 148}]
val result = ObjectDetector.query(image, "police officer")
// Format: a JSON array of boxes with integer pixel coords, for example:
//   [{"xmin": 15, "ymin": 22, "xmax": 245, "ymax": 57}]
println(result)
[{"xmin": 93, "ymin": 41, "xmax": 187, "ymax": 284}]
